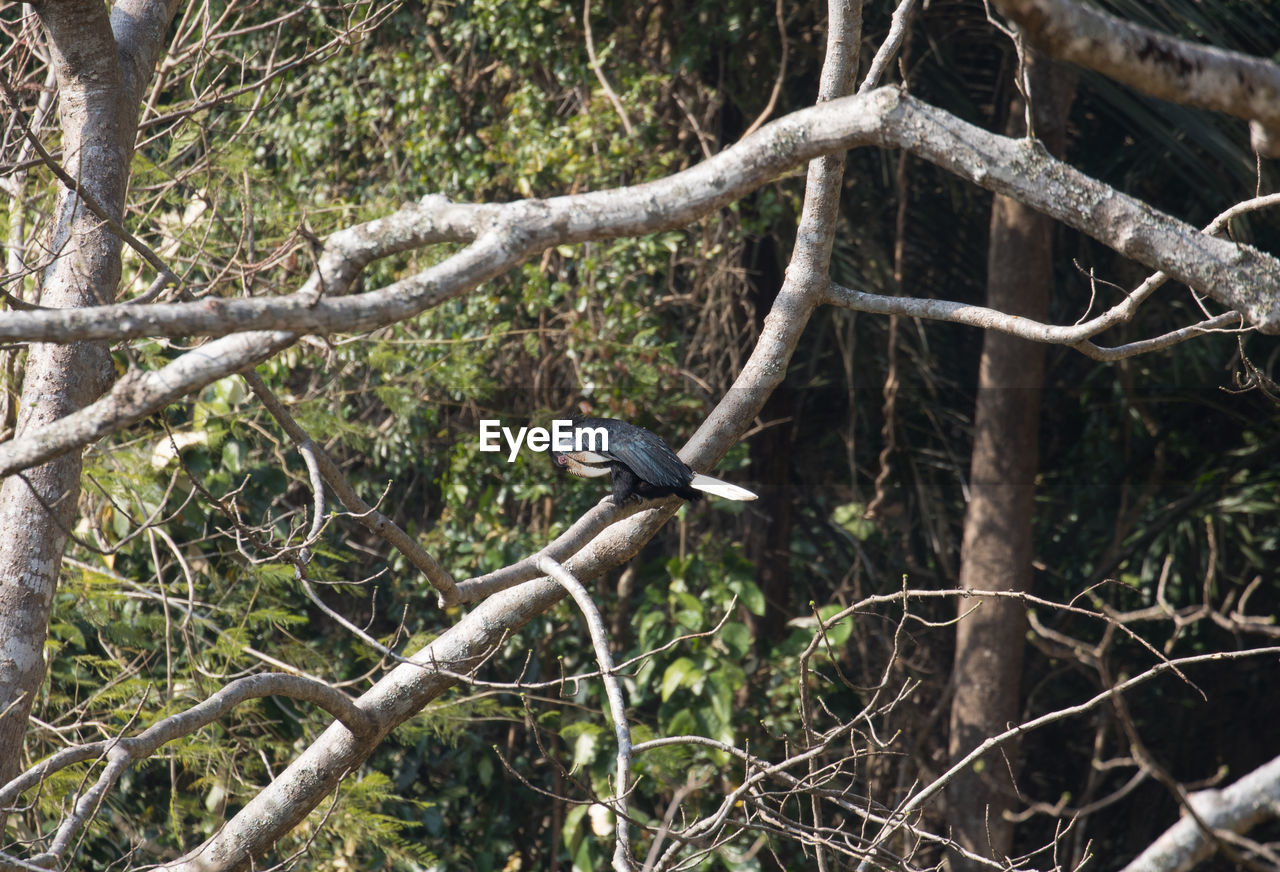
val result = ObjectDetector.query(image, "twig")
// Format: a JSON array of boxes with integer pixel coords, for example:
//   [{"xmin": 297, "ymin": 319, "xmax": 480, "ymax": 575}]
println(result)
[
  {"xmin": 583, "ymin": 0, "xmax": 633, "ymax": 136},
  {"xmin": 0, "ymin": 76, "xmax": 179, "ymax": 292},
  {"xmin": 855, "ymin": 646, "xmax": 1280, "ymax": 869},
  {"xmin": 240, "ymin": 368, "xmax": 459, "ymax": 605},
  {"xmin": 740, "ymin": 0, "xmax": 790, "ymax": 137},
  {"xmin": 858, "ymin": 0, "xmax": 917, "ymax": 94}
]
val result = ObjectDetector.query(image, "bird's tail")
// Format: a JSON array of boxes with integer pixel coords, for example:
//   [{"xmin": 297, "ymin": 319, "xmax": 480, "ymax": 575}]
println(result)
[{"xmin": 690, "ymin": 473, "xmax": 757, "ymax": 501}]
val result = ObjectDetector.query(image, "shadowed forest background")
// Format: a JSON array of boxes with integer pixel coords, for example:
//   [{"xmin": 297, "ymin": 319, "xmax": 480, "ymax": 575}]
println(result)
[{"xmin": 2, "ymin": 0, "xmax": 1279, "ymax": 870}]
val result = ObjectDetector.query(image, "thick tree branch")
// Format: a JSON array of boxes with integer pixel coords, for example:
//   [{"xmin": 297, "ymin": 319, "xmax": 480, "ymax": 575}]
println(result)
[
  {"xmin": 827, "ymin": 191, "xmax": 1280, "ymax": 358},
  {"xmin": 158, "ymin": 573, "xmax": 564, "ymax": 872},
  {"xmin": 991, "ymin": 0, "xmax": 1280, "ymax": 155},
  {"xmin": 155, "ymin": 11, "xmax": 873, "ymax": 868},
  {"xmin": 0, "ymin": 673, "xmax": 373, "ymax": 867},
  {"xmin": 1, "ymin": 88, "xmax": 1278, "ymax": 351},
  {"xmin": 452, "ymin": 496, "xmax": 647, "ymax": 603},
  {"xmin": 1121, "ymin": 753, "xmax": 1280, "ymax": 872},
  {"xmin": 10, "ymin": 94, "xmax": 1272, "ymax": 482},
  {"xmin": 877, "ymin": 95, "xmax": 1280, "ymax": 333},
  {"xmin": 0, "ymin": 331, "xmax": 296, "ymax": 478}
]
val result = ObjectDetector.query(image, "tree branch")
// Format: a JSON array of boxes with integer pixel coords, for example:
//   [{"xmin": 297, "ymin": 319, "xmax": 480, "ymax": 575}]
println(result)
[
  {"xmin": 990, "ymin": 0, "xmax": 1280, "ymax": 155},
  {"xmin": 826, "ymin": 283, "xmax": 1245, "ymax": 360},
  {"xmin": 1121, "ymin": 753, "xmax": 1280, "ymax": 872},
  {"xmin": 826, "ymin": 190, "xmax": 1280, "ymax": 358},
  {"xmin": 0, "ymin": 331, "xmax": 296, "ymax": 478},
  {"xmin": 537, "ymin": 556, "xmax": 634, "ymax": 872},
  {"xmin": 858, "ymin": 647, "xmax": 1280, "ymax": 866},
  {"xmin": 0, "ymin": 75, "xmax": 178, "ymax": 289},
  {"xmin": 1, "ymin": 88, "xmax": 1278, "ymax": 349},
  {"xmin": 452, "ymin": 496, "xmax": 648, "ymax": 603},
  {"xmin": 0, "ymin": 672, "xmax": 373, "ymax": 867},
  {"xmin": 240, "ymin": 369, "xmax": 460, "ymax": 605}
]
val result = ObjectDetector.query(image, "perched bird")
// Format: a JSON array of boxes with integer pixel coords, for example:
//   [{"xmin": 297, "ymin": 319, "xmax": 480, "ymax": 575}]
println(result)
[{"xmin": 550, "ymin": 417, "xmax": 757, "ymax": 504}]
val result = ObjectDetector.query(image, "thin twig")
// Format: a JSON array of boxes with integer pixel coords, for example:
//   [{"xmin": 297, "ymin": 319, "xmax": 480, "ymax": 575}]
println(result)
[
  {"xmin": 0, "ymin": 76, "xmax": 179, "ymax": 292},
  {"xmin": 583, "ymin": 0, "xmax": 633, "ymax": 136},
  {"xmin": 240, "ymin": 369, "xmax": 460, "ymax": 604}
]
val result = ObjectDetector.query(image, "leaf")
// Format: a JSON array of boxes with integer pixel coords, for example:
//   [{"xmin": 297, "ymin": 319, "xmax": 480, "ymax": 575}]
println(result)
[
  {"xmin": 661, "ymin": 657, "xmax": 700, "ymax": 701},
  {"xmin": 720, "ymin": 622, "xmax": 752, "ymax": 658},
  {"xmin": 570, "ymin": 727, "xmax": 600, "ymax": 773},
  {"xmin": 832, "ymin": 501, "xmax": 876, "ymax": 541},
  {"xmin": 728, "ymin": 577, "xmax": 766, "ymax": 616}
]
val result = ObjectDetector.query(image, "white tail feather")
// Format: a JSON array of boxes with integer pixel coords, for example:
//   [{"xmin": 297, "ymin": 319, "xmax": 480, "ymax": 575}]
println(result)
[{"xmin": 690, "ymin": 473, "xmax": 757, "ymax": 501}]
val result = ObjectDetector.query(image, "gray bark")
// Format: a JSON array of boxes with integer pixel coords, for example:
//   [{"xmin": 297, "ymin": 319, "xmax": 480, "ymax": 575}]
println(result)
[
  {"xmin": 0, "ymin": 0, "xmax": 180, "ymax": 791},
  {"xmin": 1121, "ymin": 753, "xmax": 1280, "ymax": 872},
  {"xmin": 0, "ymin": 88, "xmax": 1279, "ymax": 352},
  {"xmin": 991, "ymin": 0, "xmax": 1280, "ymax": 154}
]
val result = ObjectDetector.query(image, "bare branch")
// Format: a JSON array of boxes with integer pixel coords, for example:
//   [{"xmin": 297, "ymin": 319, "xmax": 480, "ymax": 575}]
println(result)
[
  {"xmin": 240, "ymin": 369, "xmax": 459, "ymax": 605},
  {"xmin": 857, "ymin": 647, "xmax": 1280, "ymax": 867},
  {"xmin": 583, "ymin": 0, "xmax": 633, "ymax": 136},
  {"xmin": 538, "ymin": 556, "xmax": 634, "ymax": 872},
  {"xmin": 157, "ymin": 574, "xmax": 566, "ymax": 871},
  {"xmin": 2, "ymin": 89, "xmax": 1278, "ymax": 351},
  {"xmin": 1076, "ymin": 311, "xmax": 1245, "ymax": 361},
  {"xmin": 827, "ymin": 191, "xmax": 1280, "ymax": 356},
  {"xmin": 858, "ymin": 0, "xmax": 916, "ymax": 95},
  {"xmin": 1121, "ymin": 753, "xmax": 1280, "ymax": 872},
  {"xmin": 827, "ymin": 283, "xmax": 1245, "ymax": 360},
  {"xmin": 452, "ymin": 496, "xmax": 647, "ymax": 603},
  {"xmin": 0, "ymin": 76, "xmax": 179, "ymax": 290},
  {"xmin": 0, "ymin": 331, "xmax": 297, "ymax": 478},
  {"xmin": 990, "ymin": 0, "xmax": 1280, "ymax": 155},
  {"xmin": 739, "ymin": 0, "xmax": 789, "ymax": 137},
  {"xmin": 1, "ymin": 672, "xmax": 374, "ymax": 866}
]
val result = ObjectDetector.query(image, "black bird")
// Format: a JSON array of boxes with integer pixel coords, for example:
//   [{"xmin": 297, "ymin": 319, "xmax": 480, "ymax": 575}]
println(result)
[{"xmin": 550, "ymin": 417, "xmax": 757, "ymax": 504}]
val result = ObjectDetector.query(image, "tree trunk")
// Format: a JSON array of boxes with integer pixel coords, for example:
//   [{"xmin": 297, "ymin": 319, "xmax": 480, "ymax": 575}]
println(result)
[
  {"xmin": 945, "ymin": 54, "xmax": 1073, "ymax": 870},
  {"xmin": 0, "ymin": 0, "xmax": 178, "ymax": 791}
]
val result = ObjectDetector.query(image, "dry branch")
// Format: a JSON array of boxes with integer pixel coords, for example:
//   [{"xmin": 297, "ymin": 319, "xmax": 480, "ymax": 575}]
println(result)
[
  {"xmin": 1, "ymin": 89, "xmax": 1279, "ymax": 352},
  {"xmin": 0, "ymin": 331, "xmax": 296, "ymax": 478},
  {"xmin": 1121, "ymin": 753, "xmax": 1280, "ymax": 872},
  {"xmin": 991, "ymin": 0, "xmax": 1280, "ymax": 154},
  {"xmin": 538, "ymin": 556, "xmax": 634, "ymax": 872},
  {"xmin": 240, "ymin": 369, "xmax": 460, "ymax": 604},
  {"xmin": 0, "ymin": 673, "xmax": 373, "ymax": 868}
]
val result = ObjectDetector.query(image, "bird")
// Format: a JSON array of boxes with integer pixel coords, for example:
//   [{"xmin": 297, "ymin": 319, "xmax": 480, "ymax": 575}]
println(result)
[{"xmin": 550, "ymin": 417, "xmax": 757, "ymax": 504}]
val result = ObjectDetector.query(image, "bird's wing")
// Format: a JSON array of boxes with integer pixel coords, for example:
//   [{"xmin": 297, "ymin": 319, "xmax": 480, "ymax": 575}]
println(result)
[{"xmin": 579, "ymin": 418, "xmax": 692, "ymax": 489}]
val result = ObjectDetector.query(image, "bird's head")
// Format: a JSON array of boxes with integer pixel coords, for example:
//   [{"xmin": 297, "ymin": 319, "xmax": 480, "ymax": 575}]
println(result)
[{"xmin": 550, "ymin": 451, "xmax": 610, "ymax": 479}]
